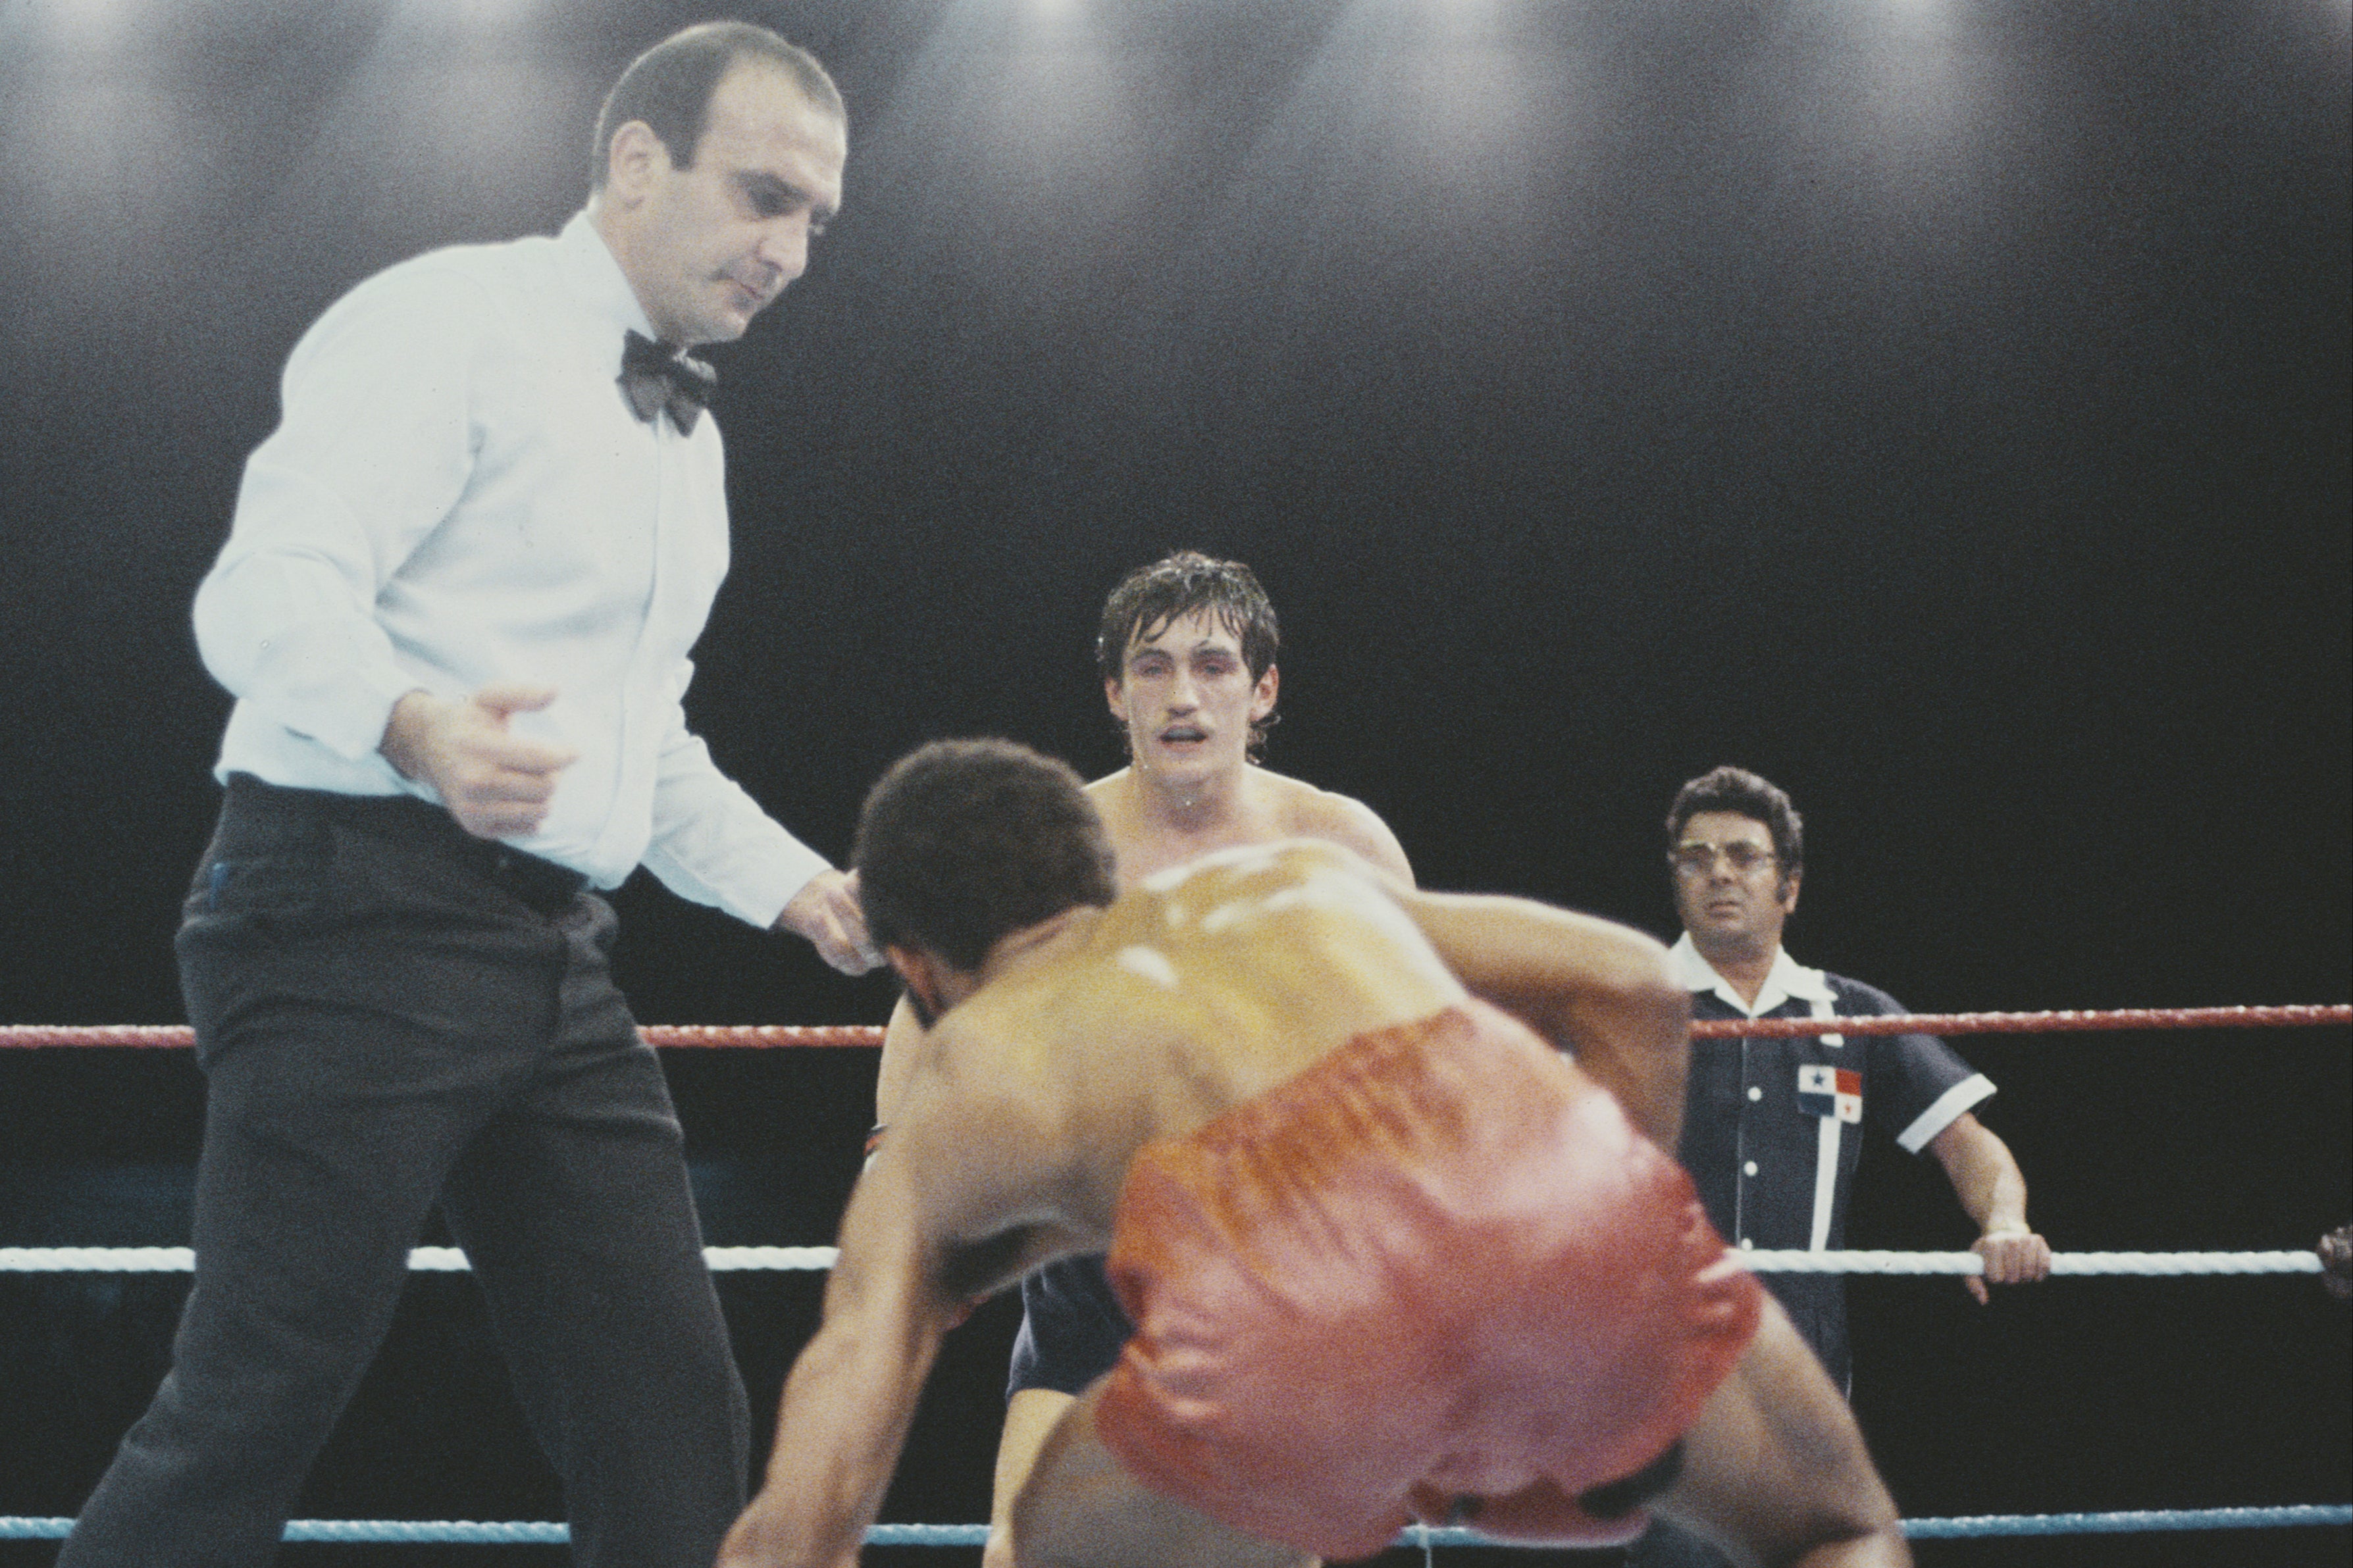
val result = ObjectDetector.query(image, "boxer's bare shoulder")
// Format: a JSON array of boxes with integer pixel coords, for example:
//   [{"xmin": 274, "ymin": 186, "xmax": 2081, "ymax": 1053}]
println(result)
[
  {"xmin": 1255, "ymin": 772, "xmax": 1413, "ymax": 886},
  {"xmin": 1118, "ymin": 843, "xmax": 1464, "ymax": 1081},
  {"xmin": 1085, "ymin": 768, "xmax": 1412, "ymax": 887},
  {"xmin": 1124, "ymin": 841, "xmax": 1420, "ymax": 959}
]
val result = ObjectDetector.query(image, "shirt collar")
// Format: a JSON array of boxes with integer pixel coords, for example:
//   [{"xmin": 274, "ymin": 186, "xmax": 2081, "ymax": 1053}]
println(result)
[
  {"xmin": 557, "ymin": 209, "xmax": 658, "ymax": 343},
  {"xmin": 1668, "ymin": 932, "xmax": 1836, "ymax": 1017}
]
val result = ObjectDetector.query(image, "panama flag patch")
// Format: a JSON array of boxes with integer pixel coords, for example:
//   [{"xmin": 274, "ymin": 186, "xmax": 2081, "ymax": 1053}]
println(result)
[{"xmin": 1797, "ymin": 1064, "xmax": 1863, "ymax": 1123}]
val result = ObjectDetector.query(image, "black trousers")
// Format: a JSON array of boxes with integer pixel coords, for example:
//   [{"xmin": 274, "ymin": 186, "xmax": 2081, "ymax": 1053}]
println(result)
[{"xmin": 61, "ymin": 776, "xmax": 750, "ymax": 1567}]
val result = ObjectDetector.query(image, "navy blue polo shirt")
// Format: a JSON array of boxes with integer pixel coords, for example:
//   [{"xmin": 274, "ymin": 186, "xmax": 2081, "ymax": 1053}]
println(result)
[{"xmin": 1668, "ymin": 935, "xmax": 1992, "ymax": 1390}]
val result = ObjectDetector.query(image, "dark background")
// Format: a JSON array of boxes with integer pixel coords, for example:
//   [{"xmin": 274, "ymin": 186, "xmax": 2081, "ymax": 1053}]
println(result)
[{"xmin": 0, "ymin": 0, "xmax": 2346, "ymax": 1561}]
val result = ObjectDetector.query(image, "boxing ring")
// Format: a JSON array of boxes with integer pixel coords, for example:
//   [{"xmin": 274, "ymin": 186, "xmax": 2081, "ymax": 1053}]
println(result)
[{"xmin": 3, "ymin": 1006, "xmax": 2348, "ymax": 1555}]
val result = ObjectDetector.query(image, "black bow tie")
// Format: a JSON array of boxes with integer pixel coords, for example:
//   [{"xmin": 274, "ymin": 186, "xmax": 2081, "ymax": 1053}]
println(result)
[{"xmin": 617, "ymin": 330, "xmax": 717, "ymax": 434}]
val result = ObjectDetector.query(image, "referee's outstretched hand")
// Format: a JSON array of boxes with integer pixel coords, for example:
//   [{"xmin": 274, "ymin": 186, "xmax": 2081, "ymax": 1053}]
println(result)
[{"xmin": 778, "ymin": 868, "xmax": 882, "ymax": 976}]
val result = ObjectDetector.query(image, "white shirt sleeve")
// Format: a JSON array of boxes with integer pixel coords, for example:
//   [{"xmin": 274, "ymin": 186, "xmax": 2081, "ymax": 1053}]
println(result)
[
  {"xmin": 192, "ymin": 264, "xmax": 488, "ymax": 761},
  {"xmin": 639, "ymin": 680, "xmax": 833, "ymax": 926}
]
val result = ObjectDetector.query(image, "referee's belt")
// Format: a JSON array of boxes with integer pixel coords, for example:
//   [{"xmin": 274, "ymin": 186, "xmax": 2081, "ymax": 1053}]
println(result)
[{"xmin": 222, "ymin": 773, "xmax": 592, "ymax": 915}]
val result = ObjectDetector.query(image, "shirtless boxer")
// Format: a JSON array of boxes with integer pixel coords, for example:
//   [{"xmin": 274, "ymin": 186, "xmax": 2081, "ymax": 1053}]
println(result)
[
  {"xmin": 872, "ymin": 551, "xmax": 1411, "ymax": 1121},
  {"xmin": 869, "ymin": 552, "xmax": 1416, "ymax": 1566},
  {"xmin": 720, "ymin": 739, "xmax": 1907, "ymax": 1568}
]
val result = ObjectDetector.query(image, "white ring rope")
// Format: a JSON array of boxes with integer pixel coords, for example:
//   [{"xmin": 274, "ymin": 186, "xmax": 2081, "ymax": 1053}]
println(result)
[
  {"xmin": 1742, "ymin": 1249, "xmax": 2324, "ymax": 1277},
  {"xmin": 0, "ymin": 1246, "xmax": 2323, "ymax": 1276},
  {"xmin": 3, "ymin": 1506, "xmax": 2350, "ymax": 1545},
  {"xmin": 0, "ymin": 1246, "xmax": 843, "ymax": 1273}
]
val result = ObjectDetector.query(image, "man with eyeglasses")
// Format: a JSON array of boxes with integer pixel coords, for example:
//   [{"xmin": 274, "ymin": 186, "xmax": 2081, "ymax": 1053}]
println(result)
[{"xmin": 1626, "ymin": 768, "xmax": 2049, "ymax": 1568}]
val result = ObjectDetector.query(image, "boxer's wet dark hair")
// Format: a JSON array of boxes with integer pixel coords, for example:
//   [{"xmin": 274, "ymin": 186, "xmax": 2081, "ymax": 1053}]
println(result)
[
  {"xmin": 1665, "ymin": 765, "xmax": 1805, "ymax": 878},
  {"xmin": 854, "ymin": 738, "xmax": 1116, "ymax": 972},
  {"xmin": 592, "ymin": 22, "xmax": 842, "ymax": 188},
  {"xmin": 1097, "ymin": 552, "xmax": 1281, "ymax": 751},
  {"xmin": 1097, "ymin": 552, "xmax": 1280, "ymax": 686}
]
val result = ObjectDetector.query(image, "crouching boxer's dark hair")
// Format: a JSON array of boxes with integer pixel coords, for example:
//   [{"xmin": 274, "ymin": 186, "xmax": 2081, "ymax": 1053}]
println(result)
[{"xmin": 853, "ymin": 738, "xmax": 1116, "ymax": 972}]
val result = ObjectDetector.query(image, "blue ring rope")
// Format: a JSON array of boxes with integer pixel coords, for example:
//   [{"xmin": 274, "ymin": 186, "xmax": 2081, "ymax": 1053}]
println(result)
[
  {"xmin": 0, "ymin": 1505, "xmax": 2346, "ymax": 1544},
  {"xmin": 1899, "ymin": 1505, "xmax": 2352, "ymax": 1538}
]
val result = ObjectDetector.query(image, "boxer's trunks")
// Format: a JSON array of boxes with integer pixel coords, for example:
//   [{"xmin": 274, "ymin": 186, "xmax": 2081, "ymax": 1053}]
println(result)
[{"xmin": 1097, "ymin": 998, "xmax": 1759, "ymax": 1561}]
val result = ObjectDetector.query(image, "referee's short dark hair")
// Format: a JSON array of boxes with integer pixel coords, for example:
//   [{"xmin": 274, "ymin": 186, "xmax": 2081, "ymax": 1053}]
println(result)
[
  {"xmin": 1666, "ymin": 767, "xmax": 1804, "ymax": 876},
  {"xmin": 592, "ymin": 22, "xmax": 842, "ymax": 189}
]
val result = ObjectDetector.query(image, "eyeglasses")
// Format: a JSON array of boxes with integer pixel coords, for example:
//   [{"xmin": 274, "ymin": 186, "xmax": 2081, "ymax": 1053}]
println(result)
[{"xmin": 1668, "ymin": 842, "xmax": 1778, "ymax": 877}]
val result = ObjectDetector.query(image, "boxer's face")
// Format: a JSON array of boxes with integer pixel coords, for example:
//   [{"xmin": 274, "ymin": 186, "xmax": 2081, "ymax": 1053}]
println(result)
[
  {"xmin": 610, "ymin": 63, "xmax": 844, "ymax": 347},
  {"xmin": 1672, "ymin": 810, "xmax": 1798, "ymax": 956},
  {"xmin": 1107, "ymin": 609, "xmax": 1277, "ymax": 788}
]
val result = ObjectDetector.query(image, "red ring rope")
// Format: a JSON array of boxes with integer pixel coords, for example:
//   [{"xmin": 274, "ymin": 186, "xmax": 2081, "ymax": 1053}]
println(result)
[
  {"xmin": 1, "ymin": 1006, "xmax": 2344, "ymax": 1049},
  {"xmin": 0, "ymin": 1024, "xmax": 885, "ymax": 1049},
  {"xmin": 1687, "ymin": 1005, "xmax": 2353, "ymax": 1038}
]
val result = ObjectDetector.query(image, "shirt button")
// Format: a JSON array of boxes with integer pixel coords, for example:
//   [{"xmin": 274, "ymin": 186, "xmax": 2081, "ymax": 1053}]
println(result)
[
  {"xmin": 1747, "ymin": 1086, "xmax": 1763, "ymax": 1101},
  {"xmin": 1739, "ymin": 1238, "xmax": 1754, "ymax": 1250},
  {"xmin": 1744, "ymin": 1161, "xmax": 1759, "ymax": 1176}
]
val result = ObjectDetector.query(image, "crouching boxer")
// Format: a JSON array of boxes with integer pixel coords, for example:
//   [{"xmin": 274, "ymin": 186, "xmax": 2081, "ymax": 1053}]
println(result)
[{"xmin": 719, "ymin": 740, "xmax": 1909, "ymax": 1568}]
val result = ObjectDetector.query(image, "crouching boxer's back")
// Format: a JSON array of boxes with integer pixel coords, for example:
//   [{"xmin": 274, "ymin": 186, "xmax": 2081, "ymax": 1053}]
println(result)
[
  {"xmin": 949, "ymin": 839, "xmax": 1495, "ymax": 1168},
  {"xmin": 724, "ymin": 739, "xmax": 1906, "ymax": 1568}
]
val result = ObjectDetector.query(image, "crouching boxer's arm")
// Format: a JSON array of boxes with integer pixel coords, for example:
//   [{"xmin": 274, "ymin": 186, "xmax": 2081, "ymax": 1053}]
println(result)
[
  {"xmin": 720, "ymin": 1152, "xmax": 954, "ymax": 1568},
  {"xmin": 874, "ymin": 992, "xmax": 927, "ymax": 1129},
  {"xmin": 1655, "ymin": 1302, "xmax": 1909, "ymax": 1568},
  {"xmin": 1404, "ymin": 890, "xmax": 1690, "ymax": 1150},
  {"xmin": 728, "ymin": 1049, "xmax": 1075, "ymax": 1568}
]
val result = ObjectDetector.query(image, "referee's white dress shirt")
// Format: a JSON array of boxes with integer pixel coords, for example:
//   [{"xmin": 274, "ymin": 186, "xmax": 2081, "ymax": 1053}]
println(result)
[{"xmin": 194, "ymin": 211, "xmax": 829, "ymax": 926}]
